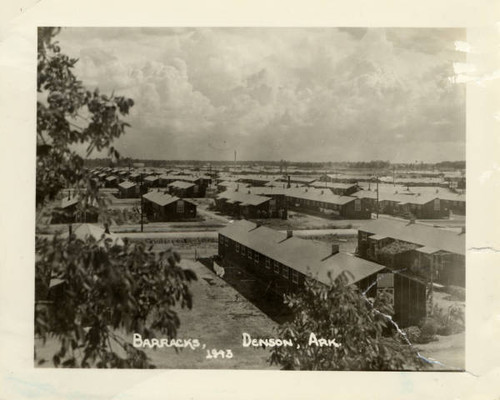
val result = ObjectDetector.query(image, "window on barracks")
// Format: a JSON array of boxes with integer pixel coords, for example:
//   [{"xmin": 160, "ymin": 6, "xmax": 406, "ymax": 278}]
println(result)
[
  {"xmin": 235, "ymin": 243, "xmax": 240, "ymax": 253},
  {"xmin": 274, "ymin": 261, "xmax": 280, "ymax": 274},
  {"xmin": 248, "ymin": 249, "xmax": 253, "ymax": 259},
  {"xmin": 281, "ymin": 265, "xmax": 289, "ymax": 279},
  {"xmin": 265, "ymin": 258, "xmax": 270, "ymax": 269},
  {"xmin": 254, "ymin": 253, "xmax": 259, "ymax": 263},
  {"xmin": 292, "ymin": 270, "xmax": 299, "ymax": 283},
  {"xmin": 176, "ymin": 200, "xmax": 184, "ymax": 214},
  {"xmin": 241, "ymin": 246, "xmax": 246, "ymax": 255}
]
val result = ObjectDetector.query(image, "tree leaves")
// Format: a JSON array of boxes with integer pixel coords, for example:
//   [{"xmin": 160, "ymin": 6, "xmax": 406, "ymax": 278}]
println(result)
[
  {"xmin": 36, "ymin": 27, "xmax": 134, "ymax": 208},
  {"xmin": 35, "ymin": 27, "xmax": 196, "ymax": 368},
  {"xmin": 35, "ymin": 234, "xmax": 197, "ymax": 368},
  {"xmin": 269, "ymin": 276, "xmax": 425, "ymax": 371}
]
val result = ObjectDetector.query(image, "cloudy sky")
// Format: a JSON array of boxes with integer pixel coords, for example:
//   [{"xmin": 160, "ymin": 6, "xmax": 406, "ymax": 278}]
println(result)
[{"xmin": 57, "ymin": 27, "xmax": 466, "ymax": 162}]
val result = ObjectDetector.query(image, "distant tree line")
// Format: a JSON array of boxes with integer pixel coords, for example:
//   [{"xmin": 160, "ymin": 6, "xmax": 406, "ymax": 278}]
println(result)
[
  {"xmin": 84, "ymin": 158, "xmax": 465, "ymax": 171},
  {"xmin": 434, "ymin": 161, "xmax": 466, "ymax": 170}
]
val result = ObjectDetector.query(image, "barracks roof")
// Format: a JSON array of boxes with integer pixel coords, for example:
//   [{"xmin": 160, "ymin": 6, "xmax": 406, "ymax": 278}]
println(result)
[
  {"xmin": 168, "ymin": 180, "xmax": 196, "ymax": 189},
  {"xmin": 143, "ymin": 191, "xmax": 180, "ymax": 206},
  {"xmin": 217, "ymin": 190, "xmax": 271, "ymax": 206},
  {"xmin": 358, "ymin": 218, "xmax": 465, "ymax": 256},
  {"xmin": 118, "ymin": 180, "xmax": 136, "ymax": 189},
  {"xmin": 219, "ymin": 220, "xmax": 384, "ymax": 285},
  {"xmin": 286, "ymin": 187, "xmax": 355, "ymax": 205}
]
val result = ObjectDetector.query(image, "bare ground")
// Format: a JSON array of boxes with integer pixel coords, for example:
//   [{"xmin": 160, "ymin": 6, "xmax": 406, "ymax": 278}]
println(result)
[{"xmin": 35, "ymin": 260, "xmax": 279, "ymax": 369}]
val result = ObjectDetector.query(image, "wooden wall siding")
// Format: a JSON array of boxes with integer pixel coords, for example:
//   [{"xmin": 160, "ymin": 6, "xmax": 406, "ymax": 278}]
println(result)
[
  {"xmin": 218, "ymin": 234, "xmax": 374, "ymax": 299},
  {"xmin": 144, "ymin": 200, "xmax": 196, "ymax": 222},
  {"xmin": 286, "ymin": 197, "xmax": 371, "ymax": 220},
  {"xmin": 394, "ymin": 273, "xmax": 427, "ymax": 328},
  {"xmin": 218, "ymin": 234, "xmax": 306, "ymax": 296}
]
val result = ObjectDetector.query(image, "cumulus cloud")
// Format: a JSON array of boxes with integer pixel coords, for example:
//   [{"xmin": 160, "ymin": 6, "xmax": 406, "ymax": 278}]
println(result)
[{"xmin": 57, "ymin": 27, "xmax": 465, "ymax": 162}]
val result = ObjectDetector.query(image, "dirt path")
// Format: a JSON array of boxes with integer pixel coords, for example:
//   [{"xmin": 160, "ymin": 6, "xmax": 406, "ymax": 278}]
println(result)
[
  {"xmin": 416, "ymin": 332, "xmax": 465, "ymax": 370},
  {"xmin": 35, "ymin": 260, "xmax": 279, "ymax": 369}
]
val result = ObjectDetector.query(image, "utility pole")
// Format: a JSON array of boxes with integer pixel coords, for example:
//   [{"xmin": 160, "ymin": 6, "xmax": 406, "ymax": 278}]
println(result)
[
  {"xmin": 140, "ymin": 173, "xmax": 144, "ymax": 233},
  {"xmin": 376, "ymin": 175, "xmax": 379, "ymax": 219}
]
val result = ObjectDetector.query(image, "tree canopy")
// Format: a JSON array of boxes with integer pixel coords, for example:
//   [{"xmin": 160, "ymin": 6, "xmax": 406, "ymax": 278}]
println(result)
[
  {"xmin": 269, "ymin": 274, "xmax": 426, "ymax": 370},
  {"xmin": 35, "ymin": 27, "xmax": 196, "ymax": 368},
  {"xmin": 37, "ymin": 27, "xmax": 133, "ymax": 207}
]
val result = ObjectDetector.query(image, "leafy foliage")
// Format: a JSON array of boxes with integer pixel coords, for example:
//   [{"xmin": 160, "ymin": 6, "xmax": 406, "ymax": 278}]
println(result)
[
  {"xmin": 37, "ymin": 27, "xmax": 133, "ymax": 207},
  {"xmin": 428, "ymin": 303, "xmax": 465, "ymax": 337},
  {"xmin": 269, "ymin": 274, "xmax": 425, "ymax": 370},
  {"xmin": 35, "ymin": 234, "xmax": 196, "ymax": 368},
  {"xmin": 35, "ymin": 27, "xmax": 197, "ymax": 368}
]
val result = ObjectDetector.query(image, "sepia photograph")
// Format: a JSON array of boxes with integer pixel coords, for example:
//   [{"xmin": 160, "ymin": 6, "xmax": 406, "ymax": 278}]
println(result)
[{"xmin": 33, "ymin": 26, "xmax": 468, "ymax": 371}]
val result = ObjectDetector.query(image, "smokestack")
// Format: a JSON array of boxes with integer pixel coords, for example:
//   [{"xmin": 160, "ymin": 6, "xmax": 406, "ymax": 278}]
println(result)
[
  {"xmin": 286, "ymin": 230, "xmax": 293, "ymax": 239},
  {"xmin": 287, "ymin": 175, "xmax": 291, "ymax": 189},
  {"xmin": 331, "ymin": 243, "xmax": 339, "ymax": 255}
]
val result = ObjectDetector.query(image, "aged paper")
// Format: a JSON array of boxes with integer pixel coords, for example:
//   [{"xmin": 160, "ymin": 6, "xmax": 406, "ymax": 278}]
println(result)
[{"xmin": 1, "ymin": 0, "xmax": 499, "ymax": 399}]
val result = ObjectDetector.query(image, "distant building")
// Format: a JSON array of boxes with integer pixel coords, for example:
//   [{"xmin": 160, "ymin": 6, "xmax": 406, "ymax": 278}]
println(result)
[
  {"xmin": 143, "ymin": 175, "xmax": 160, "ymax": 189},
  {"xmin": 437, "ymin": 192, "xmax": 466, "ymax": 215},
  {"xmin": 117, "ymin": 180, "xmax": 140, "ymax": 198},
  {"xmin": 286, "ymin": 187, "xmax": 371, "ymax": 219},
  {"xmin": 159, "ymin": 175, "xmax": 206, "ymax": 197},
  {"xmin": 352, "ymin": 190, "xmax": 450, "ymax": 219},
  {"xmin": 217, "ymin": 181, "xmax": 250, "ymax": 193},
  {"xmin": 197, "ymin": 175, "xmax": 213, "ymax": 186},
  {"xmin": 276, "ymin": 175, "xmax": 317, "ymax": 186},
  {"xmin": 264, "ymin": 180, "xmax": 291, "ymax": 188},
  {"xmin": 318, "ymin": 173, "xmax": 373, "ymax": 184},
  {"xmin": 104, "ymin": 175, "xmax": 119, "ymax": 188},
  {"xmin": 379, "ymin": 176, "xmax": 445, "ymax": 187},
  {"xmin": 310, "ymin": 182, "xmax": 359, "ymax": 196},
  {"xmin": 167, "ymin": 180, "xmax": 197, "ymax": 198},
  {"xmin": 51, "ymin": 196, "xmax": 98, "ymax": 224},
  {"xmin": 443, "ymin": 172, "xmax": 466, "ymax": 190},
  {"xmin": 244, "ymin": 187, "xmax": 288, "ymax": 218},
  {"xmin": 128, "ymin": 172, "xmax": 141, "ymax": 182},
  {"xmin": 143, "ymin": 190, "xmax": 197, "ymax": 221},
  {"xmin": 236, "ymin": 175, "xmax": 279, "ymax": 186},
  {"xmin": 216, "ymin": 190, "xmax": 272, "ymax": 218},
  {"xmin": 97, "ymin": 172, "xmax": 107, "ymax": 183}
]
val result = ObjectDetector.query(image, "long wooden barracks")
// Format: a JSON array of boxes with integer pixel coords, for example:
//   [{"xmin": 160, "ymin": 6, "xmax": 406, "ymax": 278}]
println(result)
[
  {"xmin": 218, "ymin": 220, "xmax": 385, "ymax": 299},
  {"xmin": 217, "ymin": 218, "xmax": 465, "ymax": 327},
  {"xmin": 356, "ymin": 218, "xmax": 465, "ymax": 326},
  {"xmin": 357, "ymin": 218, "xmax": 465, "ymax": 288}
]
